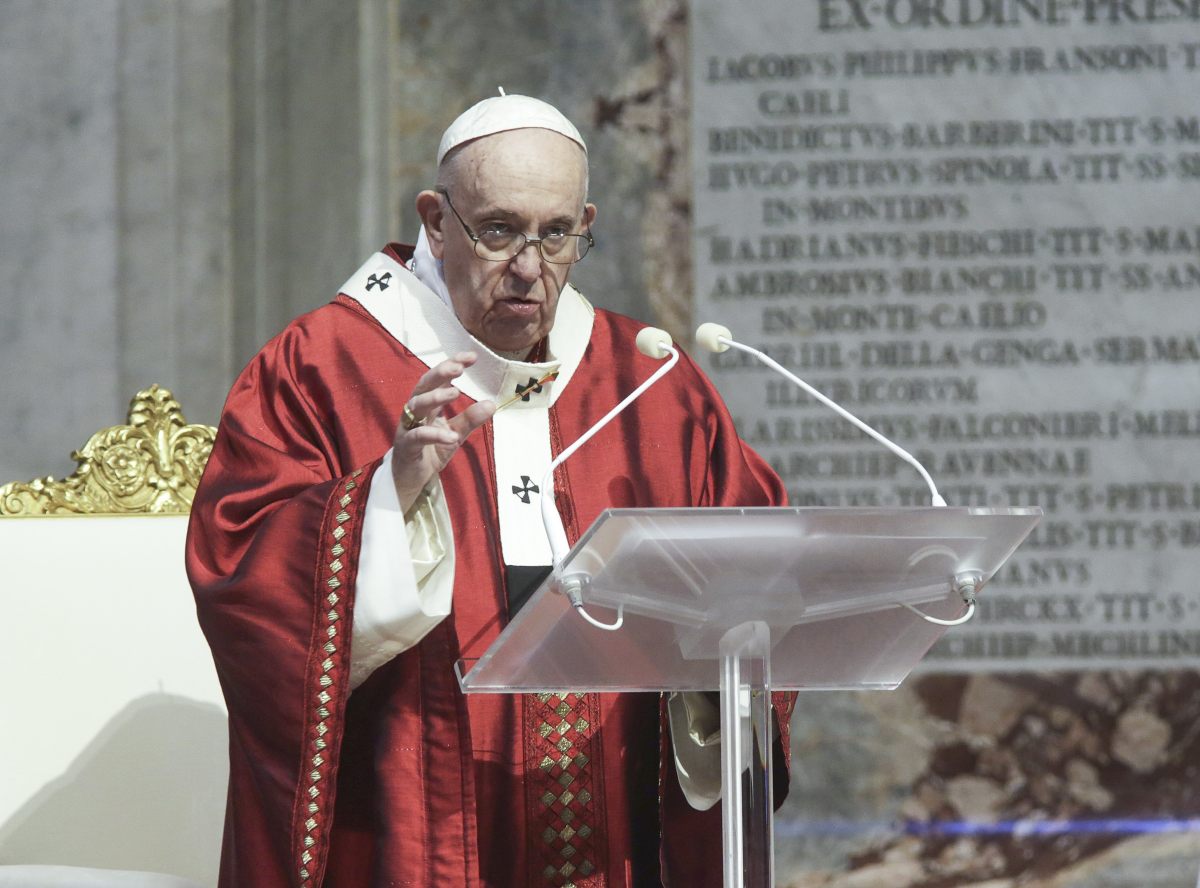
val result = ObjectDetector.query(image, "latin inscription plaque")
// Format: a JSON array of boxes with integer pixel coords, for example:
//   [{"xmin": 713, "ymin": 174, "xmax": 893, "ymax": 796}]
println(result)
[{"xmin": 690, "ymin": 0, "xmax": 1200, "ymax": 671}]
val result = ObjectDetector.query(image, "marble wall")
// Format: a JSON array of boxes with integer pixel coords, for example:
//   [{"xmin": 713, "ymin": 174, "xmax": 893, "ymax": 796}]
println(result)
[
  {"xmin": 1, "ymin": 0, "xmax": 686, "ymax": 481},
  {"xmin": 389, "ymin": 0, "xmax": 692, "ymax": 335},
  {"xmin": 1, "ymin": 0, "xmax": 394, "ymax": 482},
  {"xmin": 1, "ymin": 0, "xmax": 234, "ymax": 482},
  {"xmin": 779, "ymin": 674, "xmax": 1200, "ymax": 887},
  {"xmin": 2, "ymin": 1, "xmax": 123, "ymax": 482},
  {"xmin": 228, "ymin": 0, "xmax": 400, "ymax": 368}
]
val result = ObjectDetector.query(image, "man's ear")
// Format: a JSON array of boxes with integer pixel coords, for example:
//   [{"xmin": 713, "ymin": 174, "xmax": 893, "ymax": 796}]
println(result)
[
  {"xmin": 415, "ymin": 189, "xmax": 446, "ymax": 259},
  {"xmin": 583, "ymin": 202, "xmax": 597, "ymax": 229}
]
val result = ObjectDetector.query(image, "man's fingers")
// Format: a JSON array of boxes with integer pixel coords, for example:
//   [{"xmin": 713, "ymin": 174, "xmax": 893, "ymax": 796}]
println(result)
[
  {"xmin": 408, "ymin": 365, "xmax": 460, "ymax": 401},
  {"xmin": 446, "ymin": 400, "xmax": 496, "ymax": 438},
  {"xmin": 398, "ymin": 424, "xmax": 463, "ymax": 460},
  {"xmin": 391, "ymin": 353, "xmax": 480, "ymax": 512},
  {"xmin": 406, "ymin": 386, "xmax": 460, "ymax": 425},
  {"xmin": 409, "ymin": 352, "xmax": 478, "ymax": 399},
  {"xmin": 405, "ymin": 422, "xmax": 459, "ymax": 446}
]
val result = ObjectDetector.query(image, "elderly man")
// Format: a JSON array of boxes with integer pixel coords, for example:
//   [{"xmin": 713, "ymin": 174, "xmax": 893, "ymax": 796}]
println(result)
[{"xmin": 188, "ymin": 94, "xmax": 791, "ymax": 888}]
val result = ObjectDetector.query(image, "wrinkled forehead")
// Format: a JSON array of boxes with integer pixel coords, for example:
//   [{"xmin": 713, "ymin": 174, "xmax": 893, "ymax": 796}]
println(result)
[{"xmin": 441, "ymin": 128, "xmax": 590, "ymax": 207}]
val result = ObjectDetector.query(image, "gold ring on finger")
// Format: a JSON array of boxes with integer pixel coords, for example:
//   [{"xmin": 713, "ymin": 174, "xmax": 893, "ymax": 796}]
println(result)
[{"xmin": 402, "ymin": 403, "xmax": 426, "ymax": 430}]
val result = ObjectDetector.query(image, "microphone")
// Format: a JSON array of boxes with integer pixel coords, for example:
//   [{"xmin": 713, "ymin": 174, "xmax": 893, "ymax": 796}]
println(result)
[
  {"xmin": 695, "ymin": 322, "xmax": 946, "ymax": 507},
  {"xmin": 539, "ymin": 326, "xmax": 679, "ymax": 630},
  {"xmin": 695, "ymin": 324, "xmax": 979, "ymax": 626}
]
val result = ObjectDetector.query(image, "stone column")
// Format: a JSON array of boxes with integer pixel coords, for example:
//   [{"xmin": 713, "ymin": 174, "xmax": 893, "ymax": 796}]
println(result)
[
  {"xmin": 229, "ymin": 0, "xmax": 400, "ymax": 370},
  {"xmin": 0, "ymin": 0, "xmax": 399, "ymax": 482},
  {"xmin": 0, "ymin": 0, "xmax": 234, "ymax": 481}
]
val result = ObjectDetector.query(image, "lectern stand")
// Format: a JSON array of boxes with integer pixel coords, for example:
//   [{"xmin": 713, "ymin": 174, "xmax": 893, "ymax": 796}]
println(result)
[{"xmin": 457, "ymin": 506, "xmax": 1041, "ymax": 887}]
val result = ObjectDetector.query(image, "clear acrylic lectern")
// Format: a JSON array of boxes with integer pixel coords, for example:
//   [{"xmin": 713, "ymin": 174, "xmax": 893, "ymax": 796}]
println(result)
[{"xmin": 456, "ymin": 506, "xmax": 1041, "ymax": 887}]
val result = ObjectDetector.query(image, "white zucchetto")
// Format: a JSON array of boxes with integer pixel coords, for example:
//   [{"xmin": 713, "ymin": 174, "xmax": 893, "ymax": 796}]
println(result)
[{"xmin": 436, "ymin": 88, "xmax": 587, "ymax": 166}]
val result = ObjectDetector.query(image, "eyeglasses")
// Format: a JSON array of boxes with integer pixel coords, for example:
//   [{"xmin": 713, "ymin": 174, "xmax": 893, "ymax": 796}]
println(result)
[{"xmin": 438, "ymin": 188, "xmax": 593, "ymax": 265}]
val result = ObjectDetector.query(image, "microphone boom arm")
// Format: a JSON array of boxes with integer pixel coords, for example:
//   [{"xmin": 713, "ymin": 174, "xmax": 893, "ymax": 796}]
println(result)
[{"xmin": 697, "ymin": 325, "xmax": 945, "ymax": 508}]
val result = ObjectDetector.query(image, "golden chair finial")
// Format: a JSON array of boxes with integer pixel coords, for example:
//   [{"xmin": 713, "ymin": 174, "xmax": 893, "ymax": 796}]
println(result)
[{"xmin": 0, "ymin": 385, "xmax": 217, "ymax": 516}]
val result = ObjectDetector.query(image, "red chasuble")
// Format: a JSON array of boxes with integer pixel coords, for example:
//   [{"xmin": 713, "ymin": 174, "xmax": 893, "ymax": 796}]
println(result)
[{"xmin": 187, "ymin": 245, "xmax": 793, "ymax": 888}]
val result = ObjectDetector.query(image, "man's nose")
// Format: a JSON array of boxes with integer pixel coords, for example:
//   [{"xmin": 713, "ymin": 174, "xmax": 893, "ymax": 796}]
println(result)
[{"xmin": 508, "ymin": 241, "xmax": 544, "ymax": 281}]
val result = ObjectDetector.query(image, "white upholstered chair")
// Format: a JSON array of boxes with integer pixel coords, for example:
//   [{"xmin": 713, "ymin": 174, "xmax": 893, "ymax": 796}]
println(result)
[
  {"xmin": 0, "ymin": 866, "xmax": 203, "ymax": 888},
  {"xmin": 0, "ymin": 387, "xmax": 224, "ymax": 888}
]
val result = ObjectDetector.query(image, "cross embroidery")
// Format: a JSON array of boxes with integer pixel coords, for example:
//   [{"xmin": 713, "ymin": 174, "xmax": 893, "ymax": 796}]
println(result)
[
  {"xmin": 515, "ymin": 377, "xmax": 545, "ymax": 403},
  {"xmin": 512, "ymin": 476, "xmax": 539, "ymax": 504},
  {"xmin": 366, "ymin": 272, "xmax": 392, "ymax": 291}
]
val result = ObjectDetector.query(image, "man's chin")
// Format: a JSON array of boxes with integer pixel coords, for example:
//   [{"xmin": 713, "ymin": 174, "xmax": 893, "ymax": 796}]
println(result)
[
  {"xmin": 478, "ymin": 325, "xmax": 546, "ymax": 356},
  {"xmin": 475, "ymin": 308, "xmax": 554, "ymax": 354}
]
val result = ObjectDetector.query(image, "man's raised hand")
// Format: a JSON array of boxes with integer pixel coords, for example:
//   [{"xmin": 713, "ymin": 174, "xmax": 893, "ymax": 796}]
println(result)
[{"xmin": 391, "ymin": 352, "xmax": 495, "ymax": 512}]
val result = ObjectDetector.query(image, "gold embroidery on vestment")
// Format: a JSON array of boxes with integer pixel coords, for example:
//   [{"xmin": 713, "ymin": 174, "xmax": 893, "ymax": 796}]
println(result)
[
  {"xmin": 528, "ymin": 693, "xmax": 600, "ymax": 885},
  {"xmin": 298, "ymin": 471, "xmax": 362, "ymax": 887}
]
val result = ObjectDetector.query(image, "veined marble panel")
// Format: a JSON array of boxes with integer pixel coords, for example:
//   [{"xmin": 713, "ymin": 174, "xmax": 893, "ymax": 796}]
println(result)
[{"xmin": 777, "ymin": 673, "xmax": 1200, "ymax": 887}]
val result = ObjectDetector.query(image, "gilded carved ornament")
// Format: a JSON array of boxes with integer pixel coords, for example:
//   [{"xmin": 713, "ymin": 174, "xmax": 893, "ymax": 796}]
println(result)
[{"xmin": 0, "ymin": 385, "xmax": 216, "ymax": 516}]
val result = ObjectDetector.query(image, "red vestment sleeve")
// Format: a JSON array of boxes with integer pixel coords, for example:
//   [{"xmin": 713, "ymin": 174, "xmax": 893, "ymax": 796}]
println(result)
[{"xmin": 186, "ymin": 319, "xmax": 381, "ymax": 888}]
